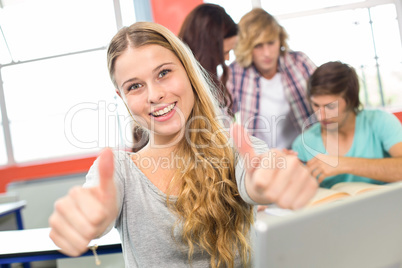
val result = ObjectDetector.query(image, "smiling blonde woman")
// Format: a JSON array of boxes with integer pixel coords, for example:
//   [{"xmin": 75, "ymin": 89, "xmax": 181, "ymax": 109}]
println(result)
[{"xmin": 48, "ymin": 22, "xmax": 317, "ymax": 268}]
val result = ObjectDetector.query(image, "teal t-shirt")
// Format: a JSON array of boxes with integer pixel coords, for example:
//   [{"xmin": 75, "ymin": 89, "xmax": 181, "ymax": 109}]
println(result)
[{"xmin": 292, "ymin": 109, "xmax": 402, "ymax": 188}]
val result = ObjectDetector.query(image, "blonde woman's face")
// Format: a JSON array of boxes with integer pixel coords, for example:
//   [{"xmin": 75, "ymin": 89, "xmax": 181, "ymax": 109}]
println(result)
[
  {"xmin": 114, "ymin": 44, "xmax": 195, "ymax": 145},
  {"xmin": 251, "ymin": 32, "xmax": 280, "ymax": 80}
]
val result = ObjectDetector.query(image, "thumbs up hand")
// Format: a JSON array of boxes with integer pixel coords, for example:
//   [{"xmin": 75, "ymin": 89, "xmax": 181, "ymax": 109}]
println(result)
[
  {"xmin": 49, "ymin": 148, "xmax": 118, "ymax": 256},
  {"xmin": 231, "ymin": 124, "xmax": 318, "ymax": 210}
]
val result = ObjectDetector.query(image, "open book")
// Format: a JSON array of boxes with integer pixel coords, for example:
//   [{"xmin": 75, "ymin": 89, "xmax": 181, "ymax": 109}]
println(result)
[{"xmin": 307, "ymin": 182, "xmax": 387, "ymax": 207}]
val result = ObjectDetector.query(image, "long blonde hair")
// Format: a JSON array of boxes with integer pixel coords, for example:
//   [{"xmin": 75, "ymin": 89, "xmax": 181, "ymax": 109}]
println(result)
[{"xmin": 107, "ymin": 22, "xmax": 254, "ymax": 268}]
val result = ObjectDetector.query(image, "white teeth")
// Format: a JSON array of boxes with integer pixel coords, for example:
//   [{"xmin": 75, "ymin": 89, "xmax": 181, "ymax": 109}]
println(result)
[{"xmin": 152, "ymin": 103, "xmax": 175, "ymax": 117}]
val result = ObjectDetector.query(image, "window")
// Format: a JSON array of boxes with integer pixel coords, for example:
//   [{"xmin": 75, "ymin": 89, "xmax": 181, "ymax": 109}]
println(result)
[
  {"xmin": 0, "ymin": 0, "xmax": 135, "ymax": 165},
  {"xmin": 207, "ymin": 0, "xmax": 402, "ymax": 109},
  {"xmin": 262, "ymin": 0, "xmax": 365, "ymax": 15},
  {"xmin": 278, "ymin": 3, "xmax": 402, "ymax": 108}
]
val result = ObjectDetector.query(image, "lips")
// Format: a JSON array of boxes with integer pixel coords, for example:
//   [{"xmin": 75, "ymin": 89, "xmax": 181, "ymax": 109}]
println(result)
[
  {"xmin": 321, "ymin": 121, "xmax": 336, "ymax": 126},
  {"xmin": 150, "ymin": 102, "xmax": 176, "ymax": 117}
]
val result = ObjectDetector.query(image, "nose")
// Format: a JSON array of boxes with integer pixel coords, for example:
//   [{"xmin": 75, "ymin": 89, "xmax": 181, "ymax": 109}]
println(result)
[
  {"xmin": 147, "ymin": 84, "xmax": 165, "ymax": 103},
  {"xmin": 318, "ymin": 108, "xmax": 326, "ymax": 121},
  {"xmin": 262, "ymin": 44, "xmax": 271, "ymax": 56}
]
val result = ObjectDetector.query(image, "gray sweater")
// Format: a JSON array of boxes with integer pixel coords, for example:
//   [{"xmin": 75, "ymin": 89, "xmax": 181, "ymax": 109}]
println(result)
[{"xmin": 85, "ymin": 139, "xmax": 268, "ymax": 267}]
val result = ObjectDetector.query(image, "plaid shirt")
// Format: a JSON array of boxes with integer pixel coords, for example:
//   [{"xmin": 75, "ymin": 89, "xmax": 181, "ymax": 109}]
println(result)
[{"xmin": 227, "ymin": 51, "xmax": 316, "ymax": 136}]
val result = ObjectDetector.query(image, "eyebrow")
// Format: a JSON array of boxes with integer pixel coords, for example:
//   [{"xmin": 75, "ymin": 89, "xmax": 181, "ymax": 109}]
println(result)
[
  {"xmin": 120, "ymin": 62, "xmax": 174, "ymax": 89},
  {"xmin": 311, "ymin": 100, "xmax": 338, "ymax": 107}
]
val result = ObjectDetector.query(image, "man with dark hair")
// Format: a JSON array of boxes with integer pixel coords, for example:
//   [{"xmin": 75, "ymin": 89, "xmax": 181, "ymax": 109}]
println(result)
[{"xmin": 292, "ymin": 61, "xmax": 402, "ymax": 188}]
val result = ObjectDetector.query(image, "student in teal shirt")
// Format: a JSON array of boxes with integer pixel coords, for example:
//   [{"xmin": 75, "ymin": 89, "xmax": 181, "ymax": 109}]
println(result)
[{"xmin": 292, "ymin": 61, "xmax": 402, "ymax": 188}]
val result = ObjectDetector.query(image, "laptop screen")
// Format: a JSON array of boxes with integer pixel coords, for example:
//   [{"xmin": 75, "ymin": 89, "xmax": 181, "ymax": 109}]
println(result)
[{"xmin": 254, "ymin": 182, "xmax": 402, "ymax": 268}]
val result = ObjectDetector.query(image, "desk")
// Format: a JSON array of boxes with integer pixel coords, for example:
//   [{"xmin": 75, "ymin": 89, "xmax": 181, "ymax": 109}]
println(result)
[
  {"xmin": 0, "ymin": 228, "xmax": 122, "ymax": 266},
  {"xmin": 0, "ymin": 200, "xmax": 26, "ymax": 230},
  {"xmin": 254, "ymin": 182, "xmax": 402, "ymax": 268}
]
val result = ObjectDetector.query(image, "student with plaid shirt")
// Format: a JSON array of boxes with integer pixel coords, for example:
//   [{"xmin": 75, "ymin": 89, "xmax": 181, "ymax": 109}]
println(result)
[{"xmin": 227, "ymin": 8, "xmax": 316, "ymax": 149}]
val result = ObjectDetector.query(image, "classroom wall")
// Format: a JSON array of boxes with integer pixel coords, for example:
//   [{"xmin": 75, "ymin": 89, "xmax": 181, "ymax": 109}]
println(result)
[
  {"xmin": 0, "ymin": 192, "xmax": 19, "ymax": 231},
  {"xmin": 150, "ymin": 0, "xmax": 203, "ymax": 34},
  {"xmin": 0, "ymin": 156, "xmax": 97, "ymax": 193},
  {"xmin": 6, "ymin": 173, "xmax": 87, "ymax": 229}
]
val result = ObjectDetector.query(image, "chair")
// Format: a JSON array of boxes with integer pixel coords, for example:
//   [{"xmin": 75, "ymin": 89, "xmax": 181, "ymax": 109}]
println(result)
[{"xmin": 0, "ymin": 192, "xmax": 20, "ymax": 231}]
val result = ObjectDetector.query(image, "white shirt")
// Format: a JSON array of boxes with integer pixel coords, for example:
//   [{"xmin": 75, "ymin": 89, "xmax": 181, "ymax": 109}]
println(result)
[{"xmin": 254, "ymin": 73, "xmax": 299, "ymax": 149}]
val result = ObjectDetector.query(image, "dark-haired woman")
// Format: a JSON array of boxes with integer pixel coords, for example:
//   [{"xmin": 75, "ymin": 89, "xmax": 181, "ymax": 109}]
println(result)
[{"xmin": 179, "ymin": 3, "xmax": 237, "ymax": 115}]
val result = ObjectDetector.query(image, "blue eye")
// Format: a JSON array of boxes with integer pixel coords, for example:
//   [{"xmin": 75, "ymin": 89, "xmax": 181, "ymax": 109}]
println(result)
[
  {"xmin": 128, "ymin": 83, "xmax": 142, "ymax": 91},
  {"xmin": 158, "ymin": 69, "xmax": 170, "ymax": 78}
]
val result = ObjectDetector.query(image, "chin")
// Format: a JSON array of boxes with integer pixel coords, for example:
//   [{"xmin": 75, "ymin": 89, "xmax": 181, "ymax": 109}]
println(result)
[
  {"xmin": 155, "ymin": 124, "xmax": 185, "ymax": 138},
  {"xmin": 322, "ymin": 123, "xmax": 339, "ymax": 131}
]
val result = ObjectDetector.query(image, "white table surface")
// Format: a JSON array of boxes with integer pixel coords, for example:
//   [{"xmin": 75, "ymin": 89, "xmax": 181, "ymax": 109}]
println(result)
[
  {"xmin": 0, "ymin": 200, "xmax": 26, "ymax": 217},
  {"xmin": 0, "ymin": 227, "xmax": 121, "ymax": 255}
]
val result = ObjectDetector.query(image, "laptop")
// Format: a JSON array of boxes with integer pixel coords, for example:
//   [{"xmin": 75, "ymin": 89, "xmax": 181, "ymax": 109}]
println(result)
[{"xmin": 254, "ymin": 182, "xmax": 402, "ymax": 268}]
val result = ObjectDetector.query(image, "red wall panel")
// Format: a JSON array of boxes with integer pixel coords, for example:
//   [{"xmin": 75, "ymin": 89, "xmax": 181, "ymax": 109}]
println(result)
[{"xmin": 150, "ymin": 0, "xmax": 203, "ymax": 35}]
